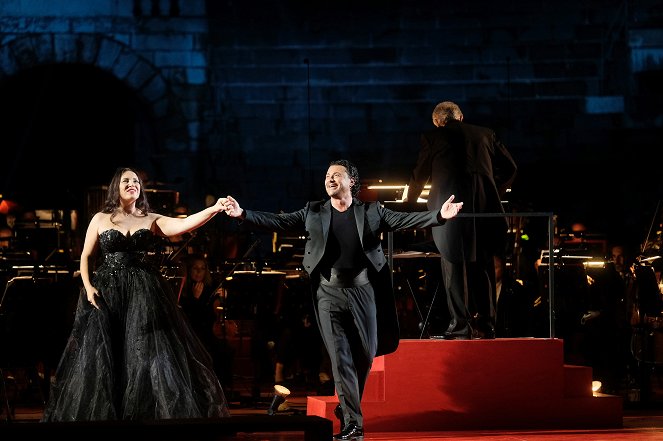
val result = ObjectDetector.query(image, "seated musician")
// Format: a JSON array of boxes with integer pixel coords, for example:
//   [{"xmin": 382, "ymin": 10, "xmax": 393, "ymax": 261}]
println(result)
[
  {"xmin": 0, "ymin": 214, "xmax": 14, "ymax": 249},
  {"xmin": 178, "ymin": 254, "xmax": 234, "ymax": 389}
]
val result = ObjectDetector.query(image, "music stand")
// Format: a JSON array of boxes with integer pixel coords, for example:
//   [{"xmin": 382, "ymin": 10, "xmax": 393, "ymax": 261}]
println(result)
[{"xmin": 390, "ymin": 251, "xmax": 443, "ymax": 339}]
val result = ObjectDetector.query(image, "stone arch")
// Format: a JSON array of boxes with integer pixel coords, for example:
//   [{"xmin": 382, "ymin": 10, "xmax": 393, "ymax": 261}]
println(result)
[
  {"xmin": 0, "ymin": 34, "xmax": 187, "ymax": 166},
  {"xmin": 0, "ymin": 33, "xmax": 187, "ymax": 208}
]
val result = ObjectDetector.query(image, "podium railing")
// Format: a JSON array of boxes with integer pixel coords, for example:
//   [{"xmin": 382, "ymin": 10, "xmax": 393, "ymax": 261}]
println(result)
[{"xmin": 387, "ymin": 211, "xmax": 556, "ymax": 338}]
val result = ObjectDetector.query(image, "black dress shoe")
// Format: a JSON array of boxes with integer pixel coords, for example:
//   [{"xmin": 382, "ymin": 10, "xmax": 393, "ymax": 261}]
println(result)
[
  {"xmin": 334, "ymin": 404, "xmax": 344, "ymax": 429},
  {"xmin": 471, "ymin": 316, "xmax": 496, "ymax": 339},
  {"xmin": 442, "ymin": 333, "xmax": 472, "ymax": 340},
  {"xmin": 333, "ymin": 423, "xmax": 364, "ymax": 441},
  {"xmin": 472, "ymin": 327, "xmax": 496, "ymax": 339}
]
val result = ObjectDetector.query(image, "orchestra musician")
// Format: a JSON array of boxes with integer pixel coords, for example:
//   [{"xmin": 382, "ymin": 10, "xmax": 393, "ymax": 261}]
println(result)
[{"xmin": 178, "ymin": 254, "xmax": 234, "ymax": 389}]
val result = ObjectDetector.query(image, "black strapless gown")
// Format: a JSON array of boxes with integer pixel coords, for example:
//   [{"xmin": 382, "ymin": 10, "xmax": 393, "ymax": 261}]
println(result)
[{"xmin": 41, "ymin": 228, "xmax": 230, "ymax": 421}]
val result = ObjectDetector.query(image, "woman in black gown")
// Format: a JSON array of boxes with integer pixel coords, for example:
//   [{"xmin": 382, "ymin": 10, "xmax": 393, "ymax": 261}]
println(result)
[{"xmin": 42, "ymin": 167, "xmax": 230, "ymax": 421}]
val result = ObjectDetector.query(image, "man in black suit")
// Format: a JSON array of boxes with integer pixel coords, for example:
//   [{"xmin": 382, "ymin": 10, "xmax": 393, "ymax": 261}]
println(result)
[
  {"xmin": 222, "ymin": 159, "xmax": 463, "ymax": 441},
  {"xmin": 404, "ymin": 101, "xmax": 517, "ymax": 340}
]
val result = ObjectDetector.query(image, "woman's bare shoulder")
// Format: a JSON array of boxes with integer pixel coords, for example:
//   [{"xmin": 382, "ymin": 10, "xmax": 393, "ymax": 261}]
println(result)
[{"xmin": 90, "ymin": 212, "xmax": 113, "ymax": 231}]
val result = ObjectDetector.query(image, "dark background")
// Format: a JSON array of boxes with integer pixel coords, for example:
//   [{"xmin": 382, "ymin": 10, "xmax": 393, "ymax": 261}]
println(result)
[{"xmin": 0, "ymin": 0, "xmax": 661, "ymax": 260}]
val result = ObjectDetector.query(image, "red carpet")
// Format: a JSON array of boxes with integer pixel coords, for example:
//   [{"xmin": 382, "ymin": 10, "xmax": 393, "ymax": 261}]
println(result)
[{"xmin": 307, "ymin": 338, "xmax": 622, "ymax": 432}]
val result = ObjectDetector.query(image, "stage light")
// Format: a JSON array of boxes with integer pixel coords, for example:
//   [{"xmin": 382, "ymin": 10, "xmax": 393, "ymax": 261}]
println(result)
[
  {"xmin": 0, "ymin": 197, "xmax": 18, "ymax": 215},
  {"xmin": 592, "ymin": 380, "xmax": 602, "ymax": 396},
  {"xmin": 267, "ymin": 384, "xmax": 291, "ymax": 415}
]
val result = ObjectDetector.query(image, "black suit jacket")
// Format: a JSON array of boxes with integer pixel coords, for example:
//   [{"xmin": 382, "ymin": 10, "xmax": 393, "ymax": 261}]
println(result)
[
  {"xmin": 407, "ymin": 120, "xmax": 517, "ymax": 262},
  {"xmin": 243, "ymin": 198, "xmax": 445, "ymax": 355}
]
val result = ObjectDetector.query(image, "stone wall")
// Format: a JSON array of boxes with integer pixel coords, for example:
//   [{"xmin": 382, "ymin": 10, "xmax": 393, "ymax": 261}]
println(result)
[{"xmin": 0, "ymin": 0, "xmax": 661, "ymax": 248}]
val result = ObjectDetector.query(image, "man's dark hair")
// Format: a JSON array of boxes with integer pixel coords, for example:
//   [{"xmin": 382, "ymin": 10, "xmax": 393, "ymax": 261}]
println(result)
[{"xmin": 330, "ymin": 159, "xmax": 360, "ymax": 197}]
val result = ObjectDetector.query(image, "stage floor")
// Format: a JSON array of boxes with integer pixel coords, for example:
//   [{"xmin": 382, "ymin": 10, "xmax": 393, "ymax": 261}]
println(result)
[{"xmin": 4, "ymin": 388, "xmax": 663, "ymax": 441}]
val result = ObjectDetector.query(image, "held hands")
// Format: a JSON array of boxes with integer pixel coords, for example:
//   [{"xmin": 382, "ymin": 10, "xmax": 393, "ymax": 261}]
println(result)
[
  {"xmin": 222, "ymin": 196, "xmax": 243, "ymax": 218},
  {"xmin": 211, "ymin": 197, "xmax": 226, "ymax": 213},
  {"xmin": 440, "ymin": 194, "xmax": 463, "ymax": 219}
]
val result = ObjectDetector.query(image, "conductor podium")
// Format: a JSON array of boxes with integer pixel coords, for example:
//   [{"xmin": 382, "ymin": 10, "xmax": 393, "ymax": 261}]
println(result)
[{"xmin": 307, "ymin": 338, "xmax": 623, "ymax": 432}]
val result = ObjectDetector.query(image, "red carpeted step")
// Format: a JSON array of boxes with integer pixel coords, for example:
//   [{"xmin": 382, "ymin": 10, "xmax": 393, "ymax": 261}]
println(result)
[
  {"xmin": 307, "ymin": 338, "xmax": 622, "ymax": 432},
  {"xmin": 564, "ymin": 364, "xmax": 594, "ymax": 397}
]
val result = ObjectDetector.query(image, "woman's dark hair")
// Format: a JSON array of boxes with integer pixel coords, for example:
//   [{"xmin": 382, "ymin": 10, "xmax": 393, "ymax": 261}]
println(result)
[
  {"xmin": 330, "ymin": 159, "xmax": 360, "ymax": 197},
  {"xmin": 102, "ymin": 167, "xmax": 151, "ymax": 222}
]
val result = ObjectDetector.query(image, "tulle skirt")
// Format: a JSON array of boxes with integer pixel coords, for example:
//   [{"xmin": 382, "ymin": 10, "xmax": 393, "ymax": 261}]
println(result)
[{"xmin": 41, "ymin": 264, "xmax": 229, "ymax": 421}]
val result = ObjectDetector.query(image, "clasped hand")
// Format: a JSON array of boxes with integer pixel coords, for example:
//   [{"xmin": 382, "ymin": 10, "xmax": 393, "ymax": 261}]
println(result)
[{"xmin": 221, "ymin": 196, "xmax": 242, "ymax": 217}]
